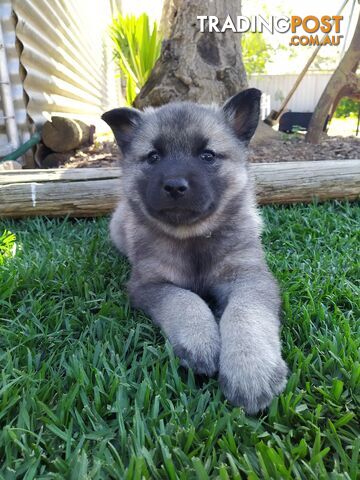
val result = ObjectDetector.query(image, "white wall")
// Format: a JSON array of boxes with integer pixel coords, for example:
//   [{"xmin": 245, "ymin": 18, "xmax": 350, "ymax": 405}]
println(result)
[
  {"xmin": 11, "ymin": 0, "xmax": 121, "ymax": 128},
  {"xmin": 0, "ymin": 1, "xmax": 29, "ymax": 154},
  {"xmin": 249, "ymin": 73, "xmax": 332, "ymax": 112}
]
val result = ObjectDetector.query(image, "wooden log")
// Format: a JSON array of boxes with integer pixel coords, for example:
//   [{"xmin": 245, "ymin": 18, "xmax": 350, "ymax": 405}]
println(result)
[
  {"xmin": 0, "ymin": 161, "xmax": 359, "ymax": 218},
  {"xmin": 42, "ymin": 117, "xmax": 92, "ymax": 152},
  {"xmin": 0, "ymin": 168, "xmax": 121, "ymax": 218},
  {"xmin": 252, "ymin": 159, "xmax": 360, "ymax": 204},
  {"xmin": 0, "ymin": 160, "xmax": 22, "ymax": 170}
]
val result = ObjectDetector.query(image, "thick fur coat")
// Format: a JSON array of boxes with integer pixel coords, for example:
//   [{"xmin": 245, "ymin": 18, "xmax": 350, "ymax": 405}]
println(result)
[{"xmin": 102, "ymin": 89, "xmax": 288, "ymax": 414}]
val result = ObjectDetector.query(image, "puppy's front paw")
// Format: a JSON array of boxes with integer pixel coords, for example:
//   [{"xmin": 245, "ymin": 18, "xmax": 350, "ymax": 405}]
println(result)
[
  {"xmin": 172, "ymin": 324, "xmax": 220, "ymax": 376},
  {"xmin": 219, "ymin": 351, "xmax": 288, "ymax": 414}
]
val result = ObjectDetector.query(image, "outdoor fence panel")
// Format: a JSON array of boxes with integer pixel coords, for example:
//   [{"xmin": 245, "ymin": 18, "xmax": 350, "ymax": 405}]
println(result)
[
  {"xmin": 12, "ymin": 0, "xmax": 121, "ymax": 128},
  {"xmin": 0, "ymin": 1, "xmax": 29, "ymax": 155},
  {"xmin": 249, "ymin": 73, "xmax": 332, "ymax": 113}
]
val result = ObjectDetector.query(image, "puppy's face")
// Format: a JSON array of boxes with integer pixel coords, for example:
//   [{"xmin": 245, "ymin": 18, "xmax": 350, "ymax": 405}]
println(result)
[{"xmin": 103, "ymin": 89, "xmax": 261, "ymax": 228}]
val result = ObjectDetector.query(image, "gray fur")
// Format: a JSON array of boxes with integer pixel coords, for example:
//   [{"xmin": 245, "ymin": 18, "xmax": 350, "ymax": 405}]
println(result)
[{"xmin": 103, "ymin": 89, "xmax": 288, "ymax": 414}]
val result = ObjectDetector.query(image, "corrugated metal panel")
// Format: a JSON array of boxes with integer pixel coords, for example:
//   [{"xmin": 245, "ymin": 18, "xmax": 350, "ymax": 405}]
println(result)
[
  {"xmin": 0, "ymin": 1, "xmax": 29, "ymax": 154},
  {"xmin": 12, "ymin": 0, "xmax": 121, "ymax": 128},
  {"xmin": 249, "ymin": 74, "xmax": 332, "ymax": 113}
]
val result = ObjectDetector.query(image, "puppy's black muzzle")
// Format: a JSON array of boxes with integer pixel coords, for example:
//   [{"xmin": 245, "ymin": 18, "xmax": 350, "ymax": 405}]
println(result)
[{"xmin": 163, "ymin": 177, "xmax": 189, "ymax": 200}]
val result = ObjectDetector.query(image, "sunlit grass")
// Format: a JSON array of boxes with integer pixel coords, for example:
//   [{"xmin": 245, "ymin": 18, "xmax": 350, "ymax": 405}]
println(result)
[
  {"xmin": 327, "ymin": 117, "xmax": 359, "ymax": 137},
  {"xmin": 0, "ymin": 201, "xmax": 359, "ymax": 478},
  {"xmin": 0, "ymin": 229, "xmax": 16, "ymax": 265}
]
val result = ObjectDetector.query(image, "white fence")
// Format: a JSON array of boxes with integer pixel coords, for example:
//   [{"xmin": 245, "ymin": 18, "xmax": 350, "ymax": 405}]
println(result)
[
  {"xmin": 0, "ymin": 0, "xmax": 122, "ymax": 159},
  {"xmin": 249, "ymin": 73, "xmax": 331, "ymax": 113},
  {"xmin": 13, "ymin": 0, "xmax": 121, "ymax": 128},
  {"xmin": 0, "ymin": 1, "xmax": 28, "ymax": 155}
]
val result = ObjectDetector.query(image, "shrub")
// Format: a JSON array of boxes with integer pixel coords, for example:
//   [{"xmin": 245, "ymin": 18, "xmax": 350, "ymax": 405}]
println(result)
[
  {"xmin": 242, "ymin": 32, "xmax": 274, "ymax": 74},
  {"xmin": 110, "ymin": 14, "xmax": 162, "ymax": 105},
  {"xmin": 334, "ymin": 97, "xmax": 359, "ymax": 118}
]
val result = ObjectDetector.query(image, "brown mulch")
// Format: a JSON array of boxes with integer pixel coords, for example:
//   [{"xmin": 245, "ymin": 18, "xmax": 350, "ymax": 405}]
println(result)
[
  {"xmin": 249, "ymin": 134, "xmax": 360, "ymax": 163},
  {"xmin": 60, "ymin": 134, "xmax": 359, "ymax": 169},
  {"xmin": 62, "ymin": 140, "xmax": 121, "ymax": 168}
]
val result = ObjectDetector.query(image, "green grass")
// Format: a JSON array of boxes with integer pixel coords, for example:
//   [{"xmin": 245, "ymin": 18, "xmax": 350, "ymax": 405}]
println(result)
[{"xmin": 0, "ymin": 201, "xmax": 359, "ymax": 479}]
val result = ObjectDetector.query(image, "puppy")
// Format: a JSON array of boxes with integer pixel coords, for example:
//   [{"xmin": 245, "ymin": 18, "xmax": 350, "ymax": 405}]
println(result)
[{"xmin": 102, "ymin": 88, "xmax": 288, "ymax": 414}]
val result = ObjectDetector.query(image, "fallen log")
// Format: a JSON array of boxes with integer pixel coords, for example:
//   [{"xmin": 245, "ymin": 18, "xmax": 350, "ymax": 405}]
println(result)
[
  {"xmin": 0, "ymin": 160, "xmax": 359, "ymax": 218},
  {"xmin": 42, "ymin": 117, "xmax": 93, "ymax": 152},
  {"xmin": 253, "ymin": 159, "xmax": 360, "ymax": 204}
]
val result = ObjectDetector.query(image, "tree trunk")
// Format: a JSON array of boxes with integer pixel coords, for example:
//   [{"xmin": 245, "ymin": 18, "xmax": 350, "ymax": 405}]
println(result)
[
  {"xmin": 306, "ymin": 13, "xmax": 360, "ymax": 144},
  {"xmin": 134, "ymin": 0, "xmax": 248, "ymax": 108}
]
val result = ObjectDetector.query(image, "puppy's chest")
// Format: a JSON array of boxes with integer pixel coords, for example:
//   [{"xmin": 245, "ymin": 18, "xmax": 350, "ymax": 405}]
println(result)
[{"xmin": 176, "ymin": 239, "xmax": 217, "ymax": 294}]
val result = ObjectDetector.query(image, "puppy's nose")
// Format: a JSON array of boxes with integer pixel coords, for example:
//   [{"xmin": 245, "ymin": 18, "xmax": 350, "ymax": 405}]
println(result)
[{"xmin": 163, "ymin": 178, "xmax": 189, "ymax": 199}]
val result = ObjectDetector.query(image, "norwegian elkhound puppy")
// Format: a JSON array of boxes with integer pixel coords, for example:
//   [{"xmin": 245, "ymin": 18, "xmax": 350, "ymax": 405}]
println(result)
[{"xmin": 102, "ymin": 88, "xmax": 288, "ymax": 414}]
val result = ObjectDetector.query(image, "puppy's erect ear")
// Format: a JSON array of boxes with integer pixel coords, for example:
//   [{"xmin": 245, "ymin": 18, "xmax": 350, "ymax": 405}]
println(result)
[
  {"xmin": 101, "ymin": 107, "xmax": 142, "ymax": 152},
  {"xmin": 222, "ymin": 88, "xmax": 261, "ymax": 143}
]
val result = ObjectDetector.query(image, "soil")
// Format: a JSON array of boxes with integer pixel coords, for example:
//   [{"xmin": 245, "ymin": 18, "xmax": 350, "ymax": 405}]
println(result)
[
  {"xmin": 59, "ymin": 133, "xmax": 360, "ymax": 169},
  {"xmin": 249, "ymin": 134, "xmax": 360, "ymax": 163},
  {"xmin": 62, "ymin": 139, "xmax": 121, "ymax": 168}
]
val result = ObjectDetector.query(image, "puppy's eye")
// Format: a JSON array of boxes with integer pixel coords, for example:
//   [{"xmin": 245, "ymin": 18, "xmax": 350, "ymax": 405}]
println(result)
[
  {"xmin": 147, "ymin": 150, "xmax": 160, "ymax": 164},
  {"xmin": 200, "ymin": 149, "xmax": 216, "ymax": 162}
]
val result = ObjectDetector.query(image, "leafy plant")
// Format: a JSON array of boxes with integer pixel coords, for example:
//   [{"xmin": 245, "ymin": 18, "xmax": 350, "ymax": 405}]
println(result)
[
  {"xmin": 242, "ymin": 32, "xmax": 274, "ymax": 74},
  {"xmin": 0, "ymin": 229, "xmax": 16, "ymax": 265},
  {"xmin": 334, "ymin": 97, "xmax": 359, "ymax": 118},
  {"xmin": 110, "ymin": 14, "xmax": 162, "ymax": 105}
]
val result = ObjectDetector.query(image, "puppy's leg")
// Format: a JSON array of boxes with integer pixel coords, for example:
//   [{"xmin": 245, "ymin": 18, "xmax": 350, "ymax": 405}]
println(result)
[
  {"xmin": 129, "ymin": 282, "xmax": 220, "ymax": 376},
  {"xmin": 109, "ymin": 202, "xmax": 127, "ymax": 255},
  {"xmin": 218, "ymin": 269, "xmax": 288, "ymax": 414}
]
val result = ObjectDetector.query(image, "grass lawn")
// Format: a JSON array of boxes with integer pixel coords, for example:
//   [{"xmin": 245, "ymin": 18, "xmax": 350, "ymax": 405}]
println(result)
[{"xmin": 0, "ymin": 201, "xmax": 359, "ymax": 479}]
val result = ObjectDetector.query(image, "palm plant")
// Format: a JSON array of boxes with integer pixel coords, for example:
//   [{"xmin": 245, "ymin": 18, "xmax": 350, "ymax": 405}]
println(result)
[{"xmin": 110, "ymin": 14, "xmax": 162, "ymax": 105}]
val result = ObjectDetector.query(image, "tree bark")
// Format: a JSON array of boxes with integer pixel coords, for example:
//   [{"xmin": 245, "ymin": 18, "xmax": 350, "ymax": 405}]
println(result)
[
  {"xmin": 1, "ymin": 161, "xmax": 359, "ymax": 218},
  {"xmin": 134, "ymin": 0, "xmax": 248, "ymax": 108},
  {"xmin": 306, "ymin": 13, "xmax": 360, "ymax": 144}
]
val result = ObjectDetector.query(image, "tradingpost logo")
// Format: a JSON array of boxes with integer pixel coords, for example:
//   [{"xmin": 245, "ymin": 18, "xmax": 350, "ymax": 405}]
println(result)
[{"xmin": 197, "ymin": 15, "xmax": 344, "ymax": 46}]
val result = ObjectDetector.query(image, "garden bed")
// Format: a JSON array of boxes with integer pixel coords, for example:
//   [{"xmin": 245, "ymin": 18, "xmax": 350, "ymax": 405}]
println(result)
[{"xmin": 55, "ymin": 134, "xmax": 360, "ymax": 169}]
